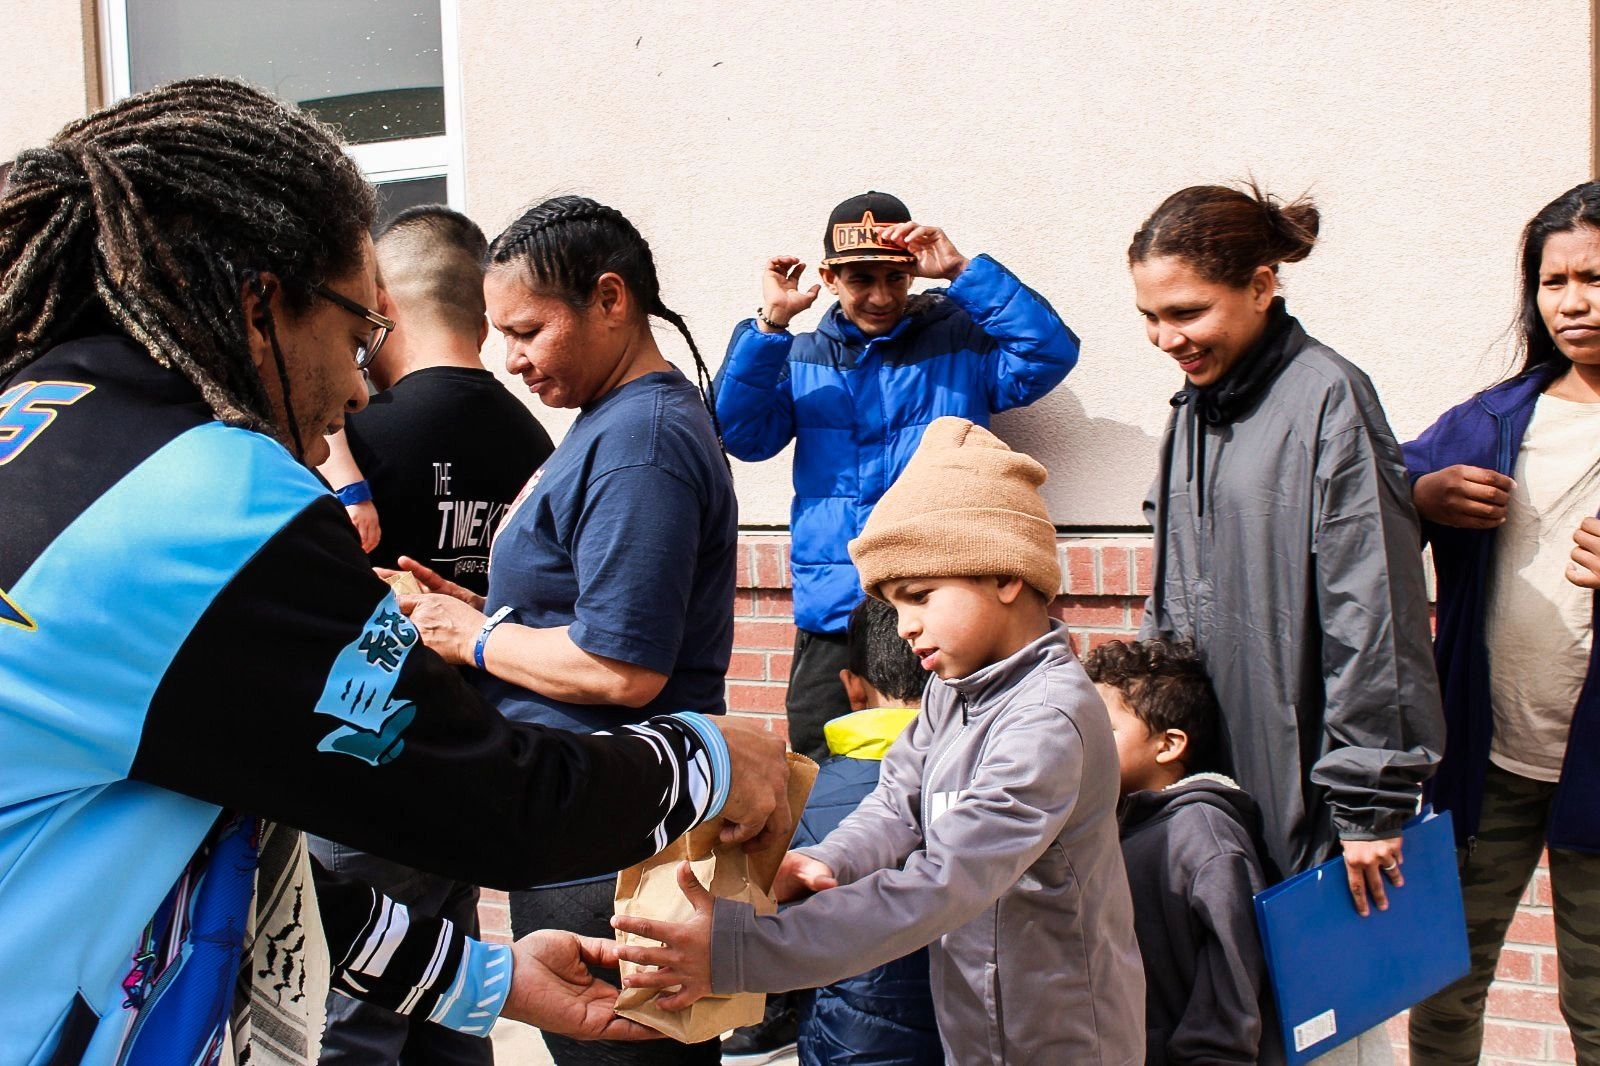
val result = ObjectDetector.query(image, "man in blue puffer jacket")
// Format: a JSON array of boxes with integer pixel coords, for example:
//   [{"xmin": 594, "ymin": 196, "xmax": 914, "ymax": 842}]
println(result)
[{"xmin": 714, "ymin": 191, "xmax": 1079, "ymax": 757}]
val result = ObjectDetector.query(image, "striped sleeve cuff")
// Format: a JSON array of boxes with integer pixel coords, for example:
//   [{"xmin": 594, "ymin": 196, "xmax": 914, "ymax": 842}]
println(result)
[
  {"xmin": 426, "ymin": 938, "xmax": 513, "ymax": 1036},
  {"xmin": 671, "ymin": 711, "xmax": 731, "ymax": 821}
]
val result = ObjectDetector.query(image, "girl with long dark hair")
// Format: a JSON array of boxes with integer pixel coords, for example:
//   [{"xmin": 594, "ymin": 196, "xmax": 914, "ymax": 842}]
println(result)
[{"xmin": 1402, "ymin": 182, "xmax": 1600, "ymax": 1063}]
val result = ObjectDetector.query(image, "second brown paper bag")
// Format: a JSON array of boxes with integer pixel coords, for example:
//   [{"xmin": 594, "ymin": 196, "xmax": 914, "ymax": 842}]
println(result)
[{"xmin": 613, "ymin": 751, "xmax": 818, "ymax": 1042}]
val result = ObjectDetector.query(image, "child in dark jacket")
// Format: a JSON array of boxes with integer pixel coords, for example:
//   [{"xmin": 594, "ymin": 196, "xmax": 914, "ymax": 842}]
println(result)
[
  {"xmin": 1084, "ymin": 639, "xmax": 1282, "ymax": 1066},
  {"xmin": 789, "ymin": 597, "xmax": 942, "ymax": 1066}
]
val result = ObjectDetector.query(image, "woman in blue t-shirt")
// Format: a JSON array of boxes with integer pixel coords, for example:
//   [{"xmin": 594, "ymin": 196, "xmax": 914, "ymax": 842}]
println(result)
[{"xmin": 397, "ymin": 196, "xmax": 737, "ymax": 1066}]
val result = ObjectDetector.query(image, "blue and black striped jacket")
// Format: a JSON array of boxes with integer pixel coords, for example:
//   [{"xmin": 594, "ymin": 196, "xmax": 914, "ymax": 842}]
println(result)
[{"xmin": 0, "ymin": 335, "xmax": 727, "ymax": 1064}]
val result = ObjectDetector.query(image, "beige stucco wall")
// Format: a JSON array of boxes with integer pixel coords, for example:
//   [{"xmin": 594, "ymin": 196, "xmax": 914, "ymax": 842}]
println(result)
[
  {"xmin": 459, "ymin": 0, "xmax": 1595, "ymax": 526},
  {"xmin": 3, "ymin": 3, "xmax": 1593, "ymax": 527},
  {"xmin": 0, "ymin": 3, "xmax": 92, "ymax": 159}
]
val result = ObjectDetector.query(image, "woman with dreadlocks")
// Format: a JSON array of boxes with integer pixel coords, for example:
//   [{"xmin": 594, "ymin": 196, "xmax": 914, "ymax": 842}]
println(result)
[
  {"xmin": 393, "ymin": 197, "xmax": 738, "ymax": 1066},
  {"xmin": 0, "ymin": 83, "xmax": 790, "ymax": 1065}
]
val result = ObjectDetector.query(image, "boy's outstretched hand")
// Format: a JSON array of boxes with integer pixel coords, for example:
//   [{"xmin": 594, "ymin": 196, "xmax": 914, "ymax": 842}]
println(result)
[
  {"xmin": 772, "ymin": 850, "xmax": 838, "ymax": 903},
  {"xmin": 611, "ymin": 861, "xmax": 716, "ymax": 1011}
]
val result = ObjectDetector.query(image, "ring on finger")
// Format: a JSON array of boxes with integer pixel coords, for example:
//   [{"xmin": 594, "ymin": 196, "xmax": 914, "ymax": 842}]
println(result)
[{"xmin": 1381, "ymin": 861, "xmax": 1399, "ymax": 871}]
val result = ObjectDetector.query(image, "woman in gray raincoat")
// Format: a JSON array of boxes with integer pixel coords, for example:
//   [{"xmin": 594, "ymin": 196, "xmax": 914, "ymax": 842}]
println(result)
[{"xmin": 1130, "ymin": 184, "xmax": 1444, "ymax": 925}]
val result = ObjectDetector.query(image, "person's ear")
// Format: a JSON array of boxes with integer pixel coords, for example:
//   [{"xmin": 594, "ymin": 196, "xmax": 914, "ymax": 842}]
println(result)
[
  {"xmin": 239, "ymin": 273, "xmax": 283, "ymax": 373},
  {"xmin": 839, "ymin": 668, "xmax": 872, "ymax": 712},
  {"xmin": 1249, "ymin": 265, "xmax": 1278, "ymax": 312},
  {"xmin": 477, "ymin": 315, "xmax": 491, "ymax": 350},
  {"xmin": 1155, "ymin": 727, "xmax": 1190, "ymax": 766},
  {"xmin": 819, "ymin": 266, "xmax": 840, "ymax": 295},
  {"xmin": 592, "ymin": 271, "xmax": 629, "ymax": 325},
  {"xmin": 994, "ymin": 575, "xmax": 1027, "ymax": 605}
]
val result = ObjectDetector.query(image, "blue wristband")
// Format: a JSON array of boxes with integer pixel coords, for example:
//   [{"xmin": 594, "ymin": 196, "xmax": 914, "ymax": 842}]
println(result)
[
  {"xmin": 426, "ymin": 938, "xmax": 511, "ymax": 1035},
  {"xmin": 671, "ymin": 711, "xmax": 732, "ymax": 821},
  {"xmin": 474, "ymin": 606, "xmax": 513, "ymax": 670},
  {"xmin": 334, "ymin": 479, "xmax": 373, "ymax": 506}
]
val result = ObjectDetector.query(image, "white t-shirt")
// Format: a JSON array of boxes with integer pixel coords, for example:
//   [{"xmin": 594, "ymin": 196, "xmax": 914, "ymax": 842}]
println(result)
[{"xmin": 1486, "ymin": 392, "xmax": 1600, "ymax": 782}]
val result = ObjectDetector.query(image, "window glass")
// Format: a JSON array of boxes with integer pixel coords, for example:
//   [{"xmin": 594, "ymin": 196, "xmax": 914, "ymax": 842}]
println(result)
[
  {"xmin": 124, "ymin": 0, "xmax": 445, "ymax": 143},
  {"xmin": 374, "ymin": 176, "xmax": 449, "ymax": 231}
]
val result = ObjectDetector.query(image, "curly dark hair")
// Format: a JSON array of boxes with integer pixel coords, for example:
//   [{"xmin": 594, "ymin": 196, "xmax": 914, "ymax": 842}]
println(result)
[
  {"xmin": 1082, "ymin": 638, "xmax": 1221, "ymax": 771},
  {"xmin": 0, "ymin": 77, "xmax": 375, "ymax": 441}
]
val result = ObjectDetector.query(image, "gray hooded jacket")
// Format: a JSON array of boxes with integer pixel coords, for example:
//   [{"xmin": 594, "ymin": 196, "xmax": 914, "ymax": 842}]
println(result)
[
  {"xmin": 710, "ymin": 622, "xmax": 1145, "ymax": 1065},
  {"xmin": 1140, "ymin": 308, "xmax": 1444, "ymax": 875}
]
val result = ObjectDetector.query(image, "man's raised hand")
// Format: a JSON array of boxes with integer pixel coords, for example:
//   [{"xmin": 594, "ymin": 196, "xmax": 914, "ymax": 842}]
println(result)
[
  {"xmin": 877, "ymin": 222, "xmax": 969, "ymax": 281},
  {"xmin": 759, "ymin": 256, "xmax": 821, "ymax": 331}
]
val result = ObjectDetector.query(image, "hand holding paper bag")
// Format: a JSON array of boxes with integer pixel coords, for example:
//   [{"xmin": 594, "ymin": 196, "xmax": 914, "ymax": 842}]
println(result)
[{"xmin": 610, "ymin": 752, "xmax": 818, "ymax": 1042}]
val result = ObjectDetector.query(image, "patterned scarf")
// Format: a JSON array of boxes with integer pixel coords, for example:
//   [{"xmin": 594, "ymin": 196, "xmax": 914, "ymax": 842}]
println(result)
[{"xmin": 225, "ymin": 822, "xmax": 330, "ymax": 1066}]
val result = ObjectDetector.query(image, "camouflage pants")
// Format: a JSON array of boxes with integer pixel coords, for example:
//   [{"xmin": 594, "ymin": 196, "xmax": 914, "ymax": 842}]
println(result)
[{"xmin": 1408, "ymin": 764, "xmax": 1600, "ymax": 1065}]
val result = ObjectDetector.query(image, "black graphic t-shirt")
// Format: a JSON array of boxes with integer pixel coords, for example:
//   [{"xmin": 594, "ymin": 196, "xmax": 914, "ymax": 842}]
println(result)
[{"xmin": 346, "ymin": 366, "xmax": 554, "ymax": 594}]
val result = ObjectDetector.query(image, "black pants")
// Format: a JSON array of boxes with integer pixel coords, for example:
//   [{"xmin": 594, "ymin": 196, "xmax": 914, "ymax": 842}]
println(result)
[
  {"xmin": 785, "ymin": 628, "xmax": 852, "ymax": 761},
  {"xmin": 510, "ymin": 880, "xmax": 721, "ymax": 1065}
]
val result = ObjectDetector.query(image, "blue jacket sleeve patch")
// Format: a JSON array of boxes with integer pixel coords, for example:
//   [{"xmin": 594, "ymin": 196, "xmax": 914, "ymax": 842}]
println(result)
[{"xmin": 314, "ymin": 593, "xmax": 422, "ymax": 766}]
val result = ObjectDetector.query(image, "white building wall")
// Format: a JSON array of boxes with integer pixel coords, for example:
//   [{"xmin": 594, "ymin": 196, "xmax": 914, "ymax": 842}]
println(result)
[
  {"xmin": 4, "ymin": 1, "xmax": 1594, "ymax": 527},
  {"xmin": 458, "ymin": 0, "xmax": 1595, "ymax": 525},
  {"xmin": 0, "ymin": 4, "xmax": 91, "ymax": 161}
]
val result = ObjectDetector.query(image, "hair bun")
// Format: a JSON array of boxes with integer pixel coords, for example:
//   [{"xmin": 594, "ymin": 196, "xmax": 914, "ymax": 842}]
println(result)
[
  {"xmin": 1260, "ymin": 192, "xmax": 1320, "ymax": 264},
  {"xmin": 1129, "ymin": 181, "xmax": 1320, "ymax": 287}
]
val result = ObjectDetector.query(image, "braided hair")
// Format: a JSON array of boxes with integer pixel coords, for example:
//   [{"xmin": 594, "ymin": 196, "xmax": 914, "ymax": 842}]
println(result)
[
  {"xmin": 0, "ymin": 78, "xmax": 374, "ymax": 435},
  {"xmin": 487, "ymin": 196, "xmax": 723, "ymax": 445}
]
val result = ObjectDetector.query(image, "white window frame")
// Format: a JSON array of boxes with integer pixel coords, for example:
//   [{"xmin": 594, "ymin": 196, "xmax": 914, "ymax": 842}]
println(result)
[{"xmin": 97, "ymin": 0, "xmax": 466, "ymax": 210}]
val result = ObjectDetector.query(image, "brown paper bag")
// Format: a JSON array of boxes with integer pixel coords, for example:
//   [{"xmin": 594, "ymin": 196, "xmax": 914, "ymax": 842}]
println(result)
[
  {"xmin": 384, "ymin": 571, "xmax": 424, "ymax": 596},
  {"xmin": 613, "ymin": 751, "xmax": 818, "ymax": 1042}
]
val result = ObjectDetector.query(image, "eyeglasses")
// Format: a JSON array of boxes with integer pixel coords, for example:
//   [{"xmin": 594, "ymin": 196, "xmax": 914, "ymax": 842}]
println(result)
[{"xmin": 312, "ymin": 282, "xmax": 395, "ymax": 369}]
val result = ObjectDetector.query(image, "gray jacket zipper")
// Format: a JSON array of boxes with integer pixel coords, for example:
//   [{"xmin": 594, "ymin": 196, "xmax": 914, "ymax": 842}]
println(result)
[{"xmin": 922, "ymin": 695, "xmax": 971, "ymax": 828}]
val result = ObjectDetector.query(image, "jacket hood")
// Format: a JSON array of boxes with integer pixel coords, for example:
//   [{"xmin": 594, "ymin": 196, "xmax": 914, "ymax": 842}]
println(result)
[
  {"xmin": 824, "ymin": 707, "xmax": 919, "ymax": 760},
  {"xmin": 1119, "ymin": 773, "xmax": 1261, "ymax": 835},
  {"xmin": 816, "ymin": 290, "xmax": 962, "ymax": 346}
]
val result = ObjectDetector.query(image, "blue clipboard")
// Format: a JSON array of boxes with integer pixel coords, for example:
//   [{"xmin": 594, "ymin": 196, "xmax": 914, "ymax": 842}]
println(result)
[{"xmin": 1253, "ymin": 809, "xmax": 1469, "ymax": 1063}]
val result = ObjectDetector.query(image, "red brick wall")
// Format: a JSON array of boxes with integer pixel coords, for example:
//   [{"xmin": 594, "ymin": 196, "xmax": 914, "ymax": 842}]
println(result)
[{"xmin": 482, "ymin": 533, "xmax": 1573, "ymax": 1063}]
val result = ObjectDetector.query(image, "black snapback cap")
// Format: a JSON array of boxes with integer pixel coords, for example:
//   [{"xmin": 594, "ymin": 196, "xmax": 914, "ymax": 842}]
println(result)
[{"xmin": 822, "ymin": 191, "xmax": 915, "ymax": 267}]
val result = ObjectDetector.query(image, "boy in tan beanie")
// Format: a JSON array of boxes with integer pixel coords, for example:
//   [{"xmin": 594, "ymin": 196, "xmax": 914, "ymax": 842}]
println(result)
[{"xmin": 614, "ymin": 418, "xmax": 1147, "ymax": 1064}]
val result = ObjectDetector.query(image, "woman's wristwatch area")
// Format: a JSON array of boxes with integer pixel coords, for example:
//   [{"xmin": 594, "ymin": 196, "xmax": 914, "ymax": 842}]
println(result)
[{"xmin": 473, "ymin": 606, "xmax": 514, "ymax": 670}]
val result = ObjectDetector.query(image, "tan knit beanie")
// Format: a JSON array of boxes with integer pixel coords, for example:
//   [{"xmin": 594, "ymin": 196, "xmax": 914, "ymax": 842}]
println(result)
[{"xmin": 849, "ymin": 417, "xmax": 1060, "ymax": 600}]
